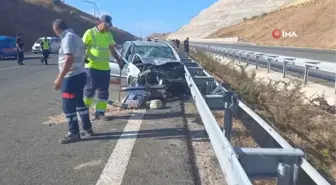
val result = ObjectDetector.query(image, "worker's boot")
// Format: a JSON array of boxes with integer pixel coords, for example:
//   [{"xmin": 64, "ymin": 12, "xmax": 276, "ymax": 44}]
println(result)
[
  {"xmin": 93, "ymin": 112, "xmax": 109, "ymax": 121},
  {"xmin": 80, "ymin": 128, "xmax": 94, "ymax": 137},
  {"xmin": 59, "ymin": 133, "xmax": 81, "ymax": 144}
]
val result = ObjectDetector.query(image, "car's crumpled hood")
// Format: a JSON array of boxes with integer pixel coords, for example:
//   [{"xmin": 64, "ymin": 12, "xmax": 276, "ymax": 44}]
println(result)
[{"xmin": 140, "ymin": 56, "xmax": 181, "ymax": 66}]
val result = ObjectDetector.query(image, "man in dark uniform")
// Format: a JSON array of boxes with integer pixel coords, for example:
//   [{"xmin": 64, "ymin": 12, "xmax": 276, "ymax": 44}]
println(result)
[
  {"xmin": 176, "ymin": 39, "xmax": 180, "ymax": 48},
  {"xmin": 16, "ymin": 33, "xmax": 25, "ymax": 65},
  {"xmin": 184, "ymin": 37, "xmax": 189, "ymax": 54}
]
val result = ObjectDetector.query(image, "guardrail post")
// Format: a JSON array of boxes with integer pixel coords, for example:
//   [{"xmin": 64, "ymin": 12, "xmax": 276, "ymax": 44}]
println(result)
[
  {"xmin": 282, "ymin": 58, "xmax": 295, "ymax": 78},
  {"xmin": 303, "ymin": 65, "xmax": 309, "ymax": 85},
  {"xmin": 277, "ymin": 162, "xmax": 300, "ymax": 185},
  {"xmin": 233, "ymin": 52, "xmax": 236, "ymax": 63},
  {"xmin": 283, "ymin": 61, "xmax": 287, "ymax": 78},
  {"xmin": 223, "ymin": 91, "xmax": 239, "ymax": 141},
  {"xmin": 239, "ymin": 53, "xmax": 243, "ymax": 64},
  {"xmin": 303, "ymin": 62, "xmax": 319, "ymax": 85},
  {"xmin": 267, "ymin": 58, "xmax": 272, "ymax": 73},
  {"xmin": 255, "ymin": 54, "xmax": 264, "ymax": 69}
]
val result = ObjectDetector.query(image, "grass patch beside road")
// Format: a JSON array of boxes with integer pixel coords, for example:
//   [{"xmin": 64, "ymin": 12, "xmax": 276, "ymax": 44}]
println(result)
[{"xmin": 189, "ymin": 47, "xmax": 336, "ymax": 183}]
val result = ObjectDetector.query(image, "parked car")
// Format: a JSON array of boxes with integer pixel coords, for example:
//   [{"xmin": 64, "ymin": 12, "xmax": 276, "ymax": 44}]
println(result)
[
  {"xmin": 109, "ymin": 40, "xmax": 186, "ymax": 94},
  {"xmin": 32, "ymin": 37, "xmax": 61, "ymax": 54},
  {"xmin": 0, "ymin": 36, "xmax": 17, "ymax": 60}
]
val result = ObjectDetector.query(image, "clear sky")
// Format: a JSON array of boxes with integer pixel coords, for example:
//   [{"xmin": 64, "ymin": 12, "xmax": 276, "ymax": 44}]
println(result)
[{"xmin": 63, "ymin": 0, "xmax": 217, "ymax": 37}]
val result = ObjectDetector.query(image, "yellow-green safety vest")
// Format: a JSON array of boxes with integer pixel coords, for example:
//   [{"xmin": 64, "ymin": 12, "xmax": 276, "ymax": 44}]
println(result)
[
  {"xmin": 42, "ymin": 39, "xmax": 49, "ymax": 50},
  {"xmin": 85, "ymin": 28, "xmax": 113, "ymax": 71}
]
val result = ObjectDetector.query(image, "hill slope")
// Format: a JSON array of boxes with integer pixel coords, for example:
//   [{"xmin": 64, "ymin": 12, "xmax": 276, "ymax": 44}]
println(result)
[
  {"xmin": 0, "ymin": 0, "xmax": 136, "ymax": 48},
  {"xmin": 167, "ymin": 0, "xmax": 300, "ymax": 40},
  {"xmin": 208, "ymin": 0, "xmax": 336, "ymax": 49}
]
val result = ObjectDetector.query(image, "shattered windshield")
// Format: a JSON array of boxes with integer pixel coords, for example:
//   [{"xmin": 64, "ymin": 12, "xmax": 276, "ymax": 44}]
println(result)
[{"xmin": 134, "ymin": 45, "xmax": 176, "ymax": 60}]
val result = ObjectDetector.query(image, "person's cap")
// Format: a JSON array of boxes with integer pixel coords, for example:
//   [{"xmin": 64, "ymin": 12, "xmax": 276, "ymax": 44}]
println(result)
[{"xmin": 99, "ymin": 15, "xmax": 112, "ymax": 27}]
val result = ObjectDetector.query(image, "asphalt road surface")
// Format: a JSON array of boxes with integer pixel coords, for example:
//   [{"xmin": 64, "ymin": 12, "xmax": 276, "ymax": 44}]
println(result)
[
  {"xmin": 0, "ymin": 54, "xmax": 199, "ymax": 185},
  {"xmin": 192, "ymin": 42, "xmax": 336, "ymax": 63}
]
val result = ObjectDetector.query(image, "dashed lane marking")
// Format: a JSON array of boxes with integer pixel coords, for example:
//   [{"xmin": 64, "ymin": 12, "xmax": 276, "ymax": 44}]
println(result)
[
  {"xmin": 0, "ymin": 66, "xmax": 24, "ymax": 71},
  {"xmin": 95, "ymin": 109, "xmax": 146, "ymax": 185}
]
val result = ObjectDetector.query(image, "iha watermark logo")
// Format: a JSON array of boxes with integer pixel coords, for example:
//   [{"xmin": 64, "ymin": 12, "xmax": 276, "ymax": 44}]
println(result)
[{"xmin": 272, "ymin": 29, "xmax": 297, "ymax": 39}]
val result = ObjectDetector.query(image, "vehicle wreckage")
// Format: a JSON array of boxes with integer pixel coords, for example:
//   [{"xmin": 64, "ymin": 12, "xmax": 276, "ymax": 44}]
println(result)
[
  {"xmin": 131, "ymin": 54, "xmax": 186, "ymax": 89},
  {"xmin": 109, "ymin": 41, "xmax": 189, "ymax": 109}
]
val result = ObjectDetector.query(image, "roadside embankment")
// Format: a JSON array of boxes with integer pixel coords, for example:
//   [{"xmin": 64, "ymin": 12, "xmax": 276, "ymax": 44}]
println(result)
[{"xmin": 189, "ymin": 47, "xmax": 336, "ymax": 184}]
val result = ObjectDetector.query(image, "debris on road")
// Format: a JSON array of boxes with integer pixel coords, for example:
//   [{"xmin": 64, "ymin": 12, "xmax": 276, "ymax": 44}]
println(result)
[
  {"xmin": 42, "ymin": 114, "xmax": 66, "ymax": 126},
  {"xmin": 149, "ymin": 99, "xmax": 164, "ymax": 109},
  {"xmin": 108, "ymin": 85, "xmax": 168, "ymax": 110}
]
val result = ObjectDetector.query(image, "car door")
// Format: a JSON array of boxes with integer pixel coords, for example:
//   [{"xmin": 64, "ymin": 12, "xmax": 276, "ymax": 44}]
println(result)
[
  {"xmin": 52, "ymin": 38, "xmax": 61, "ymax": 53},
  {"xmin": 109, "ymin": 43, "xmax": 129, "ymax": 79},
  {"xmin": 125, "ymin": 44, "xmax": 140, "ymax": 78}
]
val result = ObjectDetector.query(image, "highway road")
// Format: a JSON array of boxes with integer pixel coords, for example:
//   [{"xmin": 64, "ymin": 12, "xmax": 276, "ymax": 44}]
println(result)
[
  {"xmin": 0, "ymin": 54, "xmax": 211, "ymax": 185},
  {"xmin": 193, "ymin": 42, "xmax": 336, "ymax": 63}
]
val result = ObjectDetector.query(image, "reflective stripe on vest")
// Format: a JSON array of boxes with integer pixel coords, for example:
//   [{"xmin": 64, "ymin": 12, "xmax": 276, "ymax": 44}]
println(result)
[{"xmin": 86, "ymin": 28, "xmax": 110, "ymax": 62}]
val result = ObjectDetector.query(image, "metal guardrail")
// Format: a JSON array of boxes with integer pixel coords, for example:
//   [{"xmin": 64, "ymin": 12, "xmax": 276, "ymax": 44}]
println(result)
[
  {"xmin": 191, "ymin": 43, "xmax": 336, "ymax": 93},
  {"xmin": 170, "ymin": 44, "xmax": 331, "ymax": 185}
]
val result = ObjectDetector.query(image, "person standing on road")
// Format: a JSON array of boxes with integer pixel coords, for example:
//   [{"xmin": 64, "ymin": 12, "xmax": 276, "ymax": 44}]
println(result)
[
  {"xmin": 176, "ymin": 39, "xmax": 180, "ymax": 48},
  {"xmin": 184, "ymin": 37, "xmax": 189, "ymax": 54},
  {"xmin": 82, "ymin": 14, "xmax": 124, "ymax": 121},
  {"xmin": 40, "ymin": 36, "xmax": 50, "ymax": 65},
  {"xmin": 52, "ymin": 19, "xmax": 93, "ymax": 144},
  {"xmin": 16, "ymin": 33, "xmax": 25, "ymax": 65}
]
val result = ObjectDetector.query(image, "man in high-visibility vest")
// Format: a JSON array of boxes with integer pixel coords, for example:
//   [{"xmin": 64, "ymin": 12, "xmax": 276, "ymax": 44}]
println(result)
[
  {"xmin": 82, "ymin": 15, "xmax": 124, "ymax": 120},
  {"xmin": 40, "ymin": 36, "xmax": 50, "ymax": 65}
]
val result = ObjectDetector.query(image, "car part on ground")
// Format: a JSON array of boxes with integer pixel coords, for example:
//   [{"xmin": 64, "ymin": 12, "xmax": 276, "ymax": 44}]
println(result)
[{"xmin": 108, "ymin": 85, "xmax": 168, "ymax": 109}]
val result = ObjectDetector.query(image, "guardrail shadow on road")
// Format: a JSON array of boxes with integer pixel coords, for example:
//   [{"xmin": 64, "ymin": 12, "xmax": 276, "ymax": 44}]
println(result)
[{"xmin": 79, "ymin": 128, "xmax": 209, "ymax": 142}]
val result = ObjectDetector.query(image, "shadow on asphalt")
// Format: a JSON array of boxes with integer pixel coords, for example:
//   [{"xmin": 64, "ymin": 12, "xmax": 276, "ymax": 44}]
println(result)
[
  {"xmin": 27, "ymin": 63, "xmax": 58, "ymax": 66},
  {"xmin": 106, "ymin": 111, "xmax": 198, "ymax": 121},
  {"xmin": 80, "ymin": 128, "xmax": 209, "ymax": 142}
]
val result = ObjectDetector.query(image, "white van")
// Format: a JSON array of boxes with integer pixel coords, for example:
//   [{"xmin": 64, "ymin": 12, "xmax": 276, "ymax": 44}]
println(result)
[{"xmin": 32, "ymin": 37, "xmax": 61, "ymax": 54}]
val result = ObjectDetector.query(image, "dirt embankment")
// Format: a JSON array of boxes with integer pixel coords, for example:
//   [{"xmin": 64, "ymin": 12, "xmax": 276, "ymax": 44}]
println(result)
[
  {"xmin": 148, "ymin": 32, "xmax": 170, "ymax": 40},
  {"xmin": 0, "ymin": 0, "xmax": 136, "ymax": 48},
  {"xmin": 208, "ymin": 0, "xmax": 336, "ymax": 49}
]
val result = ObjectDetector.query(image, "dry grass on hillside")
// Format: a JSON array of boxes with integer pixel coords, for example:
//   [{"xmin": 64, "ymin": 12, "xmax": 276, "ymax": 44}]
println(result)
[
  {"xmin": 189, "ymin": 47, "xmax": 336, "ymax": 184},
  {"xmin": 208, "ymin": 0, "xmax": 336, "ymax": 49},
  {"xmin": 0, "ymin": 0, "xmax": 135, "ymax": 47}
]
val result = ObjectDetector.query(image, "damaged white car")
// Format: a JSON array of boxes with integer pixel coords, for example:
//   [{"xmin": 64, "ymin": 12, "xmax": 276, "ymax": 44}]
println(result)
[{"xmin": 110, "ymin": 41, "xmax": 186, "ymax": 95}]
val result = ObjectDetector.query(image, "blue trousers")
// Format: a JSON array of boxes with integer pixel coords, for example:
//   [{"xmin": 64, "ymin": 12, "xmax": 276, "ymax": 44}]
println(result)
[
  {"xmin": 84, "ymin": 68, "xmax": 110, "ymax": 114},
  {"xmin": 61, "ymin": 72, "xmax": 92, "ymax": 135}
]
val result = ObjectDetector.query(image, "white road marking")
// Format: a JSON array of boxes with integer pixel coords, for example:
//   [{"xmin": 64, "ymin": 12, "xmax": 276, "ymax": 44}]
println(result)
[
  {"xmin": 0, "ymin": 66, "xmax": 23, "ymax": 71},
  {"xmin": 95, "ymin": 109, "xmax": 146, "ymax": 185}
]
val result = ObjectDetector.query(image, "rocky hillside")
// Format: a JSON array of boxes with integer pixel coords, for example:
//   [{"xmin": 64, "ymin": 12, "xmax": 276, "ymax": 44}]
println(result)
[
  {"xmin": 208, "ymin": 0, "xmax": 336, "ymax": 49},
  {"xmin": 167, "ymin": 0, "xmax": 305, "ymax": 40},
  {"xmin": 148, "ymin": 32, "xmax": 170, "ymax": 40},
  {"xmin": 0, "ymin": 0, "xmax": 136, "ymax": 48}
]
